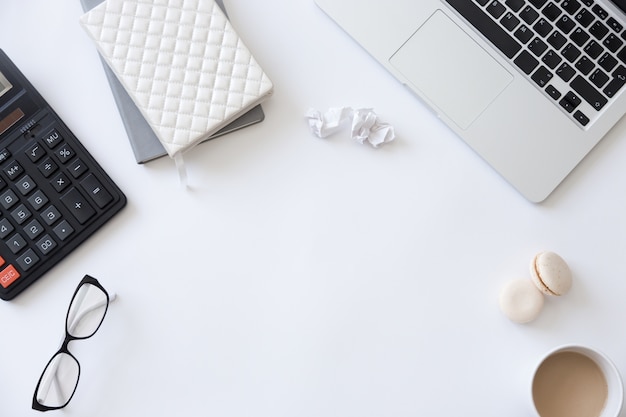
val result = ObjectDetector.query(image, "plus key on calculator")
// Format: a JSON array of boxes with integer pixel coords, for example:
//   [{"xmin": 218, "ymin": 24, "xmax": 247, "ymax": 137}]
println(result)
[{"xmin": 0, "ymin": 49, "xmax": 126, "ymax": 300}]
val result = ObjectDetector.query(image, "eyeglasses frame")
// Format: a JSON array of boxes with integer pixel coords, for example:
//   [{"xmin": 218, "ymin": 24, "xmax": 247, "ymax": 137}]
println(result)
[{"xmin": 32, "ymin": 275, "xmax": 110, "ymax": 412}]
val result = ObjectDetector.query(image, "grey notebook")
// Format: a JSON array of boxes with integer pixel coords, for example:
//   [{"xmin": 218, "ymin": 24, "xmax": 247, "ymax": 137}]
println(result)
[{"xmin": 80, "ymin": 0, "xmax": 265, "ymax": 164}]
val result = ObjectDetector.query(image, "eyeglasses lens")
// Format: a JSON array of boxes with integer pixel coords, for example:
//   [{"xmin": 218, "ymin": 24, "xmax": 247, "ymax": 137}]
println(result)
[
  {"xmin": 35, "ymin": 352, "xmax": 79, "ymax": 408},
  {"xmin": 66, "ymin": 283, "xmax": 108, "ymax": 338}
]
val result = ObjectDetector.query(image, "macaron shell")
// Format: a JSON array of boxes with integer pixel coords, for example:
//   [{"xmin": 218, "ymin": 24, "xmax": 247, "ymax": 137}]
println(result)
[
  {"xmin": 530, "ymin": 251, "xmax": 572, "ymax": 296},
  {"xmin": 499, "ymin": 278, "xmax": 545, "ymax": 323}
]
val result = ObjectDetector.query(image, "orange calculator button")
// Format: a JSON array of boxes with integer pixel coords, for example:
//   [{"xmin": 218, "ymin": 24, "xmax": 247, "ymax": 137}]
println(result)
[
  {"xmin": 0, "ymin": 256, "xmax": 5, "ymax": 267},
  {"xmin": 0, "ymin": 264, "xmax": 20, "ymax": 288}
]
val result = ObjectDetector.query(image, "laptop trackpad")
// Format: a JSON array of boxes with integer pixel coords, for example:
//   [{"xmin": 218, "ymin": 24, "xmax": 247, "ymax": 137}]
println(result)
[{"xmin": 390, "ymin": 10, "xmax": 513, "ymax": 130}]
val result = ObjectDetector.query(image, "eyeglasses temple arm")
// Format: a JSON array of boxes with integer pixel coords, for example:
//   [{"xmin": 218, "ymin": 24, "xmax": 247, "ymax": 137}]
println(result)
[{"xmin": 67, "ymin": 292, "xmax": 116, "ymax": 335}]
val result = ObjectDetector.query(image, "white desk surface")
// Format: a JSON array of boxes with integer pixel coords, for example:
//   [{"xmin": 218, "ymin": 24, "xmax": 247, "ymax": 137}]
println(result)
[{"xmin": 2, "ymin": 1, "xmax": 626, "ymax": 416}]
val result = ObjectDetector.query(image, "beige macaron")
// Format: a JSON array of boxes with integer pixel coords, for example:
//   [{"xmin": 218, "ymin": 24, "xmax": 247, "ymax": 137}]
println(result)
[
  {"xmin": 499, "ymin": 278, "xmax": 545, "ymax": 323},
  {"xmin": 530, "ymin": 251, "xmax": 572, "ymax": 296}
]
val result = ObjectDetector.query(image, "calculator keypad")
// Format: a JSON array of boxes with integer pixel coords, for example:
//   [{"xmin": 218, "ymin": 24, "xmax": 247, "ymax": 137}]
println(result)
[{"xmin": 0, "ymin": 121, "xmax": 126, "ymax": 299}]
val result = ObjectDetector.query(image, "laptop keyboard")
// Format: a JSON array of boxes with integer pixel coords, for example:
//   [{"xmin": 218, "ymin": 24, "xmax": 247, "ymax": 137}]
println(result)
[{"xmin": 445, "ymin": 0, "xmax": 626, "ymax": 127}]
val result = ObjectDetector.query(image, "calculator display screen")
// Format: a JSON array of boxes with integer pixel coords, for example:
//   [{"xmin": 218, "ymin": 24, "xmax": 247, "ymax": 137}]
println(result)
[
  {"xmin": 0, "ymin": 70, "xmax": 11, "ymax": 98},
  {"xmin": 0, "ymin": 108, "xmax": 24, "ymax": 137}
]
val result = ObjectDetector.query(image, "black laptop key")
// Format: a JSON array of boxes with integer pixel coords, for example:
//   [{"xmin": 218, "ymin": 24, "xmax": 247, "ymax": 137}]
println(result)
[
  {"xmin": 542, "ymin": 3, "xmax": 562, "ymax": 22},
  {"xmin": 529, "ymin": 37, "xmax": 548, "ymax": 56},
  {"xmin": 570, "ymin": 28, "xmax": 591, "ymax": 47},
  {"xmin": 520, "ymin": 6, "xmax": 540, "ymax": 25},
  {"xmin": 515, "ymin": 50, "xmax": 540, "ymax": 74},
  {"xmin": 444, "ymin": 0, "xmax": 522, "ymax": 59},
  {"xmin": 603, "ymin": 65, "xmax": 626, "ymax": 97},
  {"xmin": 501, "ymin": 12, "xmax": 521, "ymax": 31},
  {"xmin": 607, "ymin": 17, "xmax": 623, "ymax": 33},
  {"xmin": 562, "ymin": 0, "xmax": 582, "ymax": 15},
  {"xmin": 575, "ymin": 8, "xmax": 595, "ymax": 28},
  {"xmin": 575, "ymin": 56, "xmax": 595, "ymax": 75},
  {"xmin": 546, "ymin": 84, "xmax": 562, "ymax": 100},
  {"xmin": 590, "ymin": 21, "xmax": 610, "ymax": 40},
  {"xmin": 534, "ymin": 18, "xmax": 553, "ymax": 37},
  {"xmin": 556, "ymin": 62, "xmax": 576, "ymax": 81},
  {"xmin": 515, "ymin": 25, "xmax": 535, "ymax": 43},
  {"xmin": 532, "ymin": 65, "xmax": 553, "ymax": 87},
  {"xmin": 599, "ymin": 52, "xmax": 618, "ymax": 72},
  {"xmin": 548, "ymin": 31, "xmax": 568, "ymax": 49},
  {"xmin": 562, "ymin": 43, "xmax": 581, "ymax": 62},
  {"xmin": 505, "ymin": 0, "xmax": 525, "ymax": 12},
  {"xmin": 487, "ymin": 1, "xmax": 506, "ymax": 18},
  {"xmin": 543, "ymin": 50, "xmax": 562, "ymax": 68},
  {"xmin": 556, "ymin": 15, "xmax": 576, "ymax": 34},
  {"xmin": 592, "ymin": 5, "xmax": 609, "ymax": 20},
  {"xmin": 590, "ymin": 68, "xmax": 610, "ymax": 88},
  {"xmin": 571, "ymin": 75, "xmax": 608, "ymax": 109},
  {"xmin": 585, "ymin": 40, "xmax": 605, "ymax": 59},
  {"xmin": 559, "ymin": 97, "xmax": 577, "ymax": 113},
  {"xmin": 529, "ymin": 0, "xmax": 548, "ymax": 8},
  {"xmin": 603, "ymin": 34, "xmax": 624, "ymax": 53},
  {"xmin": 573, "ymin": 110, "xmax": 590, "ymax": 126}
]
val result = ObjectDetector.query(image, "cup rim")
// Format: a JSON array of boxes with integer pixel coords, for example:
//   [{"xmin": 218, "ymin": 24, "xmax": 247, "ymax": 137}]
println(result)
[{"xmin": 531, "ymin": 344, "xmax": 624, "ymax": 417}]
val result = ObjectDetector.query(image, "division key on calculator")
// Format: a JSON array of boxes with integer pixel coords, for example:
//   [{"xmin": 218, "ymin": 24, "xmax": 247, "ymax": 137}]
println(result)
[{"xmin": 0, "ymin": 49, "xmax": 126, "ymax": 300}]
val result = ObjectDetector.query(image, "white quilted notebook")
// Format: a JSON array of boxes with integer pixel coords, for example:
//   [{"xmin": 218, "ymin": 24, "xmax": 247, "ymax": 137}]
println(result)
[{"xmin": 80, "ymin": 0, "xmax": 273, "ymax": 158}]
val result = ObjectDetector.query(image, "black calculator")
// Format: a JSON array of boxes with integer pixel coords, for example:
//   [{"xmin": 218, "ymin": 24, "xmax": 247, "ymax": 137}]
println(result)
[{"xmin": 0, "ymin": 49, "xmax": 126, "ymax": 300}]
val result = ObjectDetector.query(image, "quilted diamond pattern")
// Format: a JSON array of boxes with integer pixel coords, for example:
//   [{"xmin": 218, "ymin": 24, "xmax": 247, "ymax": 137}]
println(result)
[{"xmin": 80, "ymin": 0, "xmax": 273, "ymax": 157}]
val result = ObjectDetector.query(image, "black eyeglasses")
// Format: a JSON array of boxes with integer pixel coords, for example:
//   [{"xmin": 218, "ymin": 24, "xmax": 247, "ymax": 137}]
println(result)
[{"xmin": 32, "ymin": 275, "xmax": 111, "ymax": 412}]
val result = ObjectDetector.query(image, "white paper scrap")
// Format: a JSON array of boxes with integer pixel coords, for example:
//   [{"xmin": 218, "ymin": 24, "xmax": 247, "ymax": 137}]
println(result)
[
  {"xmin": 351, "ymin": 108, "xmax": 395, "ymax": 148},
  {"xmin": 305, "ymin": 107, "xmax": 395, "ymax": 148},
  {"xmin": 305, "ymin": 107, "xmax": 351, "ymax": 138}
]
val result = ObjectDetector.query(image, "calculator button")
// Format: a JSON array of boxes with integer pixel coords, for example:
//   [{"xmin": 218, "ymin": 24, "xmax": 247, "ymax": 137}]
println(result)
[
  {"xmin": 16, "ymin": 175, "xmax": 36, "ymax": 196},
  {"xmin": 0, "ymin": 177, "xmax": 6, "ymax": 191},
  {"xmin": 55, "ymin": 143, "xmax": 74, "ymax": 164},
  {"xmin": 40, "ymin": 205, "xmax": 61, "ymax": 226},
  {"xmin": 38, "ymin": 157, "xmax": 58, "ymax": 178},
  {"xmin": 51, "ymin": 172, "xmax": 70, "ymax": 192},
  {"xmin": 68, "ymin": 159, "xmax": 87, "ymax": 178},
  {"xmin": 16, "ymin": 249, "xmax": 39, "ymax": 271},
  {"xmin": 0, "ymin": 189, "xmax": 19, "ymax": 210},
  {"xmin": 0, "ymin": 218, "xmax": 14, "ymax": 238},
  {"xmin": 27, "ymin": 190, "xmax": 49, "ymax": 211},
  {"xmin": 0, "ymin": 148, "xmax": 11, "ymax": 164},
  {"xmin": 10, "ymin": 204, "xmax": 31, "ymax": 225},
  {"xmin": 61, "ymin": 188, "xmax": 95, "ymax": 224},
  {"xmin": 0, "ymin": 264, "xmax": 20, "ymax": 288},
  {"xmin": 53, "ymin": 220, "xmax": 74, "ymax": 241},
  {"xmin": 35, "ymin": 234, "xmax": 57, "ymax": 255},
  {"xmin": 3, "ymin": 160, "xmax": 23, "ymax": 180},
  {"xmin": 23, "ymin": 219, "xmax": 44, "ymax": 240},
  {"xmin": 26, "ymin": 144, "xmax": 46, "ymax": 162},
  {"xmin": 6, "ymin": 233, "xmax": 26, "ymax": 254},
  {"xmin": 80, "ymin": 174, "xmax": 112, "ymax": 208},
  {"xmin": 42, "ymin": 129, "xmax": 62, "ymax": 148}
]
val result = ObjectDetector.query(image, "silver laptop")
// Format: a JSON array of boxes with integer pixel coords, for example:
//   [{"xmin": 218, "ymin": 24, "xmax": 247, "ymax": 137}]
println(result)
[{"xmin": 315, "ymin": 0, "xmax": 626, "ymax": 202}]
